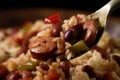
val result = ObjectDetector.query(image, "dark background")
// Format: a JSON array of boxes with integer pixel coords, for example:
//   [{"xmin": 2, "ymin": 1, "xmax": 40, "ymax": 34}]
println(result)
[
  {"xmin": 0, "ymin": 0, "xmax": 119, "ymax": 16},
  {"xmin": 0, "ymin": 0, "xmax": 119, "ymax": 38}
]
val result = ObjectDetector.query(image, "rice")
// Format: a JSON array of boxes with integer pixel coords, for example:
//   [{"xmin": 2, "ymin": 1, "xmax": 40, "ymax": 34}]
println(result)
[{"xmin": 0, "ymin": 13, "xmax": 120, "ymax": 80}]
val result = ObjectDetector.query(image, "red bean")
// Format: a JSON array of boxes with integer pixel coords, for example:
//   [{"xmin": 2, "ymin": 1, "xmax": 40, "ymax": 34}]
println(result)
[
  {"xmin": 46, "ymin": 69, "xmax": 60, "ymax": 80},
  {"xmin": 112, "ymin": 55, "xmax": 120, "ymax": 66},
  {"xmin": 6, "ymin": 71, "xmax": 21, "ymax": 80},
  {"xmin": 82, "ymin": 65, "xmax": 96, "ymax": 78},
  {"xmin": 0, "ymin": 64, "xmax": 9, "ymax": 80},
  {"xmin": 51, "ymin": 24, "xmax": 62, "ymax": 37},
  {"xmin": 60, "ymin": 61, "xmax": 73, "ymax": 78},
  {"xmin": 39, "ymin": 63, "xmax": 49, "ymax": 71},
  {"xmin": 6, "ymin": 70, "xmax": 33, "ymax": 80},
  {"xmin": 64, "ymin": 29, "xmax": 74, "ymax": 42},
  {"xmin": 92, "ymin": 46, "xmax": 110, "ymax": 60},
  {"xmin": 64, "ymin": 24, "xmax": 83, "ymax": 44},
  {"xmin": 21, "ymin": 70, "xmax": 32, "ymax": 78}
]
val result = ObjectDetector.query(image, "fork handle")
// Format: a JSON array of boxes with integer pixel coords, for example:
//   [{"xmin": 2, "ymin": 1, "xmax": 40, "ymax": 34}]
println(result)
[{"xmin": 108, "ymin": 0, "xmax": 120, "ymax": 13}]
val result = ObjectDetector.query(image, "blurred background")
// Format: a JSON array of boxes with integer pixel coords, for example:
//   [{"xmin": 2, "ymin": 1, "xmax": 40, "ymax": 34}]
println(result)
[
  {"xmin": 0, "ymin": 0, "xmax": 119, "ymax": 43},
  {"xmin": 0, "ymin": 0, "xmax": 120, "ymax": 16}
]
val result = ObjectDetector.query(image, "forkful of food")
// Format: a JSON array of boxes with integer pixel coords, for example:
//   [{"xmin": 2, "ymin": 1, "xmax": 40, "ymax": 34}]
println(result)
[{"xmin": 28, "ymin": 0, "xmax": 120, "ymax": 60}]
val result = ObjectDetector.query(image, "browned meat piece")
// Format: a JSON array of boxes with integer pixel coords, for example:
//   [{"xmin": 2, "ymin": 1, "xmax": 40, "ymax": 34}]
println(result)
[
  {"xmin": 83, "ymin": 20, "xmax": 98, "ymax": 47},
  {"xmin": 29, "ymin": 36, "xmax": 57, "ymax": 60}
]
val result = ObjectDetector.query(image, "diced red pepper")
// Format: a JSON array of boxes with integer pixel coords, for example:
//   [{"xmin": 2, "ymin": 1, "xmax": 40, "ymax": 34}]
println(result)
[{"xmin": 44, "ymin": 13, "xmax": 61, "ymax": 24}]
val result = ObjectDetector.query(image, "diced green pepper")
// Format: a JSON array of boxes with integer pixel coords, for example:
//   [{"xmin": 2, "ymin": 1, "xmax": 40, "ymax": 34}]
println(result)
[
  {"xmin": 70, "ymin": 40, "xmax": 89, "ymax": 54},
  {"xmin": 17, "ymin": 60, "xmax": 39, "ymax": 71}
]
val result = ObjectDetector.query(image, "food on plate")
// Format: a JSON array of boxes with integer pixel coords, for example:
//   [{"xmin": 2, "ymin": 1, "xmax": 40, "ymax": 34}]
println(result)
[{"xmin": 0, "ymin": 13, "xmax": 120, "ymax": 80}]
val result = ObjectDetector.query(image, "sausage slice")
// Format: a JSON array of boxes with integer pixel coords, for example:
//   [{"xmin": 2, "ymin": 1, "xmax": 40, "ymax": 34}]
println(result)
[
  {"xmin": 83, "ymin": 20, "xmax": 98, "ymax": 47},
  {"xmin": 29, "ymin": 36, "xmax": 57, "ymax": 60}
]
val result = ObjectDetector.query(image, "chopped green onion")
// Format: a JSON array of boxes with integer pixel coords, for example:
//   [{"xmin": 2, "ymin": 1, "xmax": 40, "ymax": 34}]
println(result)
[{"xmin": 17, "ymin": 60, "xmax": 39, "ymax": 71}]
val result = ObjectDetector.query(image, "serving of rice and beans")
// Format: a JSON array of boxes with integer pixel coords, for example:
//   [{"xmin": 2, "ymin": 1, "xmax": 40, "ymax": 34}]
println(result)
[{"xmin": 0, "ymin": 13, "xmax": 120, "ymax": 80}]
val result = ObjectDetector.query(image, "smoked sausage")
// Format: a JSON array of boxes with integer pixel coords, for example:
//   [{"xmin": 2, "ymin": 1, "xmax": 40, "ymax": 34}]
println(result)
[
  {"xmin": 83, "ymin": 20, "xmax": 98, "ymax": 47},
  {"xmin": 29, "ymin": 36, "xmax": 57, "ymax": 60}
]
